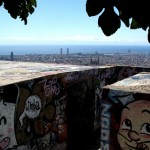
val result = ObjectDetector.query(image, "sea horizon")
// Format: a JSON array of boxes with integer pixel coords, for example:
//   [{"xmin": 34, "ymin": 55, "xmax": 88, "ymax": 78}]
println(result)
[{"xmin": 0, "ymin": 45, "xmax": 149, "ymax": 55}]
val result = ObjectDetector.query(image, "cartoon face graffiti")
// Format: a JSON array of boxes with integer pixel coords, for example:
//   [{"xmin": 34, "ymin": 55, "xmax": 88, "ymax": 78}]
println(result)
[{"xmin": 117, "ymin": 100, "xmax": 150, "ymax": 150}]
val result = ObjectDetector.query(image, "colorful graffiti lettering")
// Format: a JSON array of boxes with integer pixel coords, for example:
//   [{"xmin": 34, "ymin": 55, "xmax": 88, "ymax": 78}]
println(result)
[{"xmin": 101, "ymin": 103, "xmax": 112, "ymax": 150}]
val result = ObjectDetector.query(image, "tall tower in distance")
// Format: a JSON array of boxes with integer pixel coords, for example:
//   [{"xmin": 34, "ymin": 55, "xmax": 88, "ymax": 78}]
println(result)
[
  {"xmin": 67, "ymin": 48, "xmax": 69, "ymax": 55},
  {"xmin": 10, "ymin": 51, "xmax": 14, "ymax": 61},
  {"xmin": 60, "ymin": 48, "xmax": 63, "ymax": 57}
]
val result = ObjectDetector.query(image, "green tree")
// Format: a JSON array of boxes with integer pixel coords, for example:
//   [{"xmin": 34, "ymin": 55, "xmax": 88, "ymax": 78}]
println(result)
[
  {"xmin": 86, "ymin": 0, "xmax": 150, "ymax": 43},
  {"xmin": 0, "ymin": 0, "xmax": 37, "ymax": 25}
]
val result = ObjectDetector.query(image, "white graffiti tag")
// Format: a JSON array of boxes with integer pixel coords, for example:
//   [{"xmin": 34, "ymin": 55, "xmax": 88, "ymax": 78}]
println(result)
[
  {"xmin": 39, "ymin": 78, "xmax": 60, "ymax": 97},
  {"xmin": 19, "ymin": 95, "xmax": 41, "ymax": 128}
]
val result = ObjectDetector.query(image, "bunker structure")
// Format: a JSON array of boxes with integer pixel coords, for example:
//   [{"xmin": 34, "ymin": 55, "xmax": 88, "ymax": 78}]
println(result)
[{"xmin": 0, "ymin": 60, "xmax": 150, "ymax": 150}]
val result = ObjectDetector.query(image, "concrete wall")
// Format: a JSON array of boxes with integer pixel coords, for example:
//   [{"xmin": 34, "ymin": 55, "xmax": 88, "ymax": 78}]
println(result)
[
  {"xmin": 0, "ymin": 76, "xmax": 67, "ymax": 150},
  {"xmin": 0, "ymin": 66, "xmax": 99, "ymax": 150},
  {"xmin": 94, "ymin": 66, "xmax": 150, "ymax": 131},
  {"xmin": 0, "ymin": 63, "xmax": 150, "ymax": 150}
]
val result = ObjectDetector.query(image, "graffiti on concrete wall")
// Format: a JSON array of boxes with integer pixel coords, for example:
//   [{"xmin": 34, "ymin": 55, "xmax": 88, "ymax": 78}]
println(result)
[
  {"xmin": 65, "ymin": 69, "xmax": 97, "ymax": 83},
  {"xmin": 101, "ymin": 87, "xmax": 150, "ymax": 150},
  {"xmin": 0, "ymin": 76, "xmax": 67, "ymax": 150},
  {"xmin": 94, "ymin": 68, "xmax": 115, "ymax": 128},
  {"xmin": 94, "ymin": 66, "xmax": 145, "ymax": 130},
  {"xmin": 117, "ymin": 67, "xmax": 140, "ymax": 81},
  {"xmin": 0, "ymin": 84, "xmax": 18, "ymax": 150},
  {"xmin": 1, "ymin": 66, "xmax": 150, "ymax": 150}
]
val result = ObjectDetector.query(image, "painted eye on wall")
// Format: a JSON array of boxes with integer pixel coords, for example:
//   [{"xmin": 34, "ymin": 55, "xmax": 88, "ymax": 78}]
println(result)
[
  {"xmin": 121, "ymin": 119, "xmax": 132, "ymax": 130},
  {"xmin": 141, "ymin": 123, "xmax": 150, "ymax": 135}
]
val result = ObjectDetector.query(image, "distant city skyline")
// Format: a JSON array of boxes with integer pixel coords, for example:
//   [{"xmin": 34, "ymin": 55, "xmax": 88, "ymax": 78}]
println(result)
[{"xmin": 0, "ymin": 0, "xmax": 149, "ymax": 45}]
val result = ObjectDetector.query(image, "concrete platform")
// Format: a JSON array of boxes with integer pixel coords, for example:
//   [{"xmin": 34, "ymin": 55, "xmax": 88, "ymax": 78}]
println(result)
[{"xmin": 0, "ymin": 61, "xmax": 95, "ymax": 86}]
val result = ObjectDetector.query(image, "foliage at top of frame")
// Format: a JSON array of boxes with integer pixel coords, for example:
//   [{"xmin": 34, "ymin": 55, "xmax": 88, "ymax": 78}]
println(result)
[
  {"xmin": 86, "ymin": 0, "xmax": 150, "ymax": 43},
  {"xmin": 0, "ymin": 0, "xmax": 37, "ymax": 25}
]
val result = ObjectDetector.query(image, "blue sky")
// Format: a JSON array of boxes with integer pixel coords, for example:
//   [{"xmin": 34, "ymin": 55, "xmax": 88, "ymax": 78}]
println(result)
[{"xmin": 0, "ymin": 0, "xmax": 149, "ymax": 45}]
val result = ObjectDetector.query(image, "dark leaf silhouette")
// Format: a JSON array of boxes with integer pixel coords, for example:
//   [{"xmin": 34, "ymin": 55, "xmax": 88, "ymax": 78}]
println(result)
[
  {"xmin": 98, "ymin": 8, "xmax": 120, "ymax": 36},
  {"xmin": 0, "ymin": 0, "xmax": 3, "ymax": 6},
  {"xmin": 86, "ymin": 0, "xmax": 104, "ymax": 17},
  {"xmin": 148, "ymin": 28, "xmax": 150, "ymax": 43},
  {"xmin": 130, "ymin": 19, "xmax": 141, "ymax": 29},
  {"xmin": 86, "ymin": 0, "xmax": 150, "ymax": 43},
  {"xmin": 1, "ymin": 0, "xmax": 36, "ymax": 24}
]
